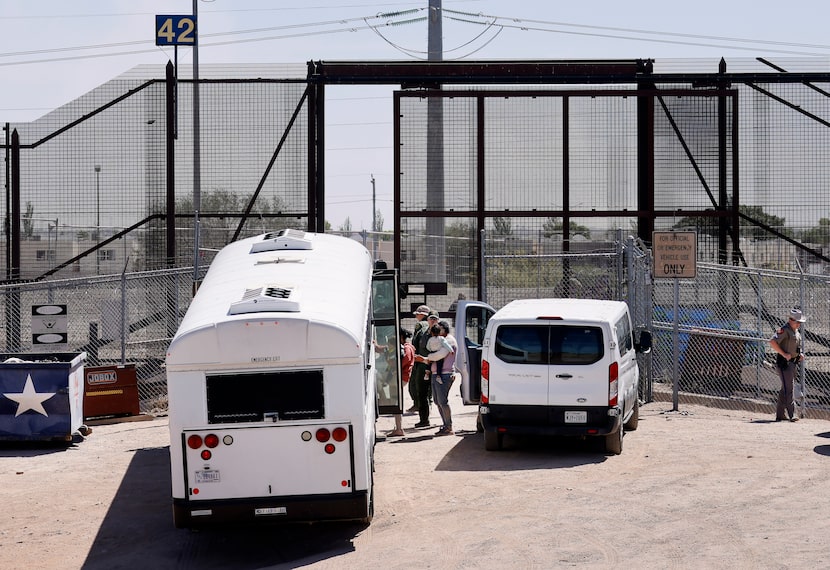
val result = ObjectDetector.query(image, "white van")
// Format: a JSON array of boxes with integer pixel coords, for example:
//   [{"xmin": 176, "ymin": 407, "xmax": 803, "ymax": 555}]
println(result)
[{"xmin": 460, "ymin": 298, "xmax": 650, "ymax": 454}]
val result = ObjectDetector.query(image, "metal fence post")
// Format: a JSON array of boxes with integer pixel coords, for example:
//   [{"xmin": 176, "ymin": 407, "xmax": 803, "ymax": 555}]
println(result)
[
  {"xmin": 480, "ymin": 229, "xmax": 487, "ymax": 305},
  {"xmin": 121, "ymin": 266, "xmax": 127, "ymax": 365}
]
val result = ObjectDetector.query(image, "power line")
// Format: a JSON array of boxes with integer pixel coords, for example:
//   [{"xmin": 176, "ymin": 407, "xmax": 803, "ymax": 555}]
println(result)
[{"xmin": 2, "ymin": 5, "xmax": 829, "ymax": 68}]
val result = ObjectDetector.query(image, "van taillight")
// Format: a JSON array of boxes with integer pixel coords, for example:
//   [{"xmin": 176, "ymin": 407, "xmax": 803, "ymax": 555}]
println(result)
[
  {"xmin": 609, "ymin": 361, "xmax": 619, "ymax": 406},
  {"xmin": 481, "ymin": 360, "xmax": 490, "ymax": 404}
]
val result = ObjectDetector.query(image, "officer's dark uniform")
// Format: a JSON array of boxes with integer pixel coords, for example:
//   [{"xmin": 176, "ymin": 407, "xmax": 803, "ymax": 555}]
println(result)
[{"xmin": 770, "ymin": 311, "xmax": 804, "ymax": 422}]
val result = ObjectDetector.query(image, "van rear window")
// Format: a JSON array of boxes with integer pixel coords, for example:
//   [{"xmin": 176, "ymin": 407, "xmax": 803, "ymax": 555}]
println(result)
[{"xmin": 494, "ymin": 325, "xmax": 603, "ymax": 365}]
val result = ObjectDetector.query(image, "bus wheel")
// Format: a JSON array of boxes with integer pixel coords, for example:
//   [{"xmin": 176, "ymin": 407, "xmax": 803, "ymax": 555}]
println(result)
[{"xmin": 360, "ymin": 484, "xmax": 374, "ymax": 525}]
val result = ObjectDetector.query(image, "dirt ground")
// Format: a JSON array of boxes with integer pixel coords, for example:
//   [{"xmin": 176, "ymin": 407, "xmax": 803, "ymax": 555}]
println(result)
[{"xmin": 2, "ymin": 388, "xmax": 830, "ymax": 570}]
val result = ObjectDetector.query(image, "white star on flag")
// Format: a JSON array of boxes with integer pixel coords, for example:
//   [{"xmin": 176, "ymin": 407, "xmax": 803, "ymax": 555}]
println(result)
[{"xmin": 3, "ymin": 374, "xmax": 57, "ymax": 417}]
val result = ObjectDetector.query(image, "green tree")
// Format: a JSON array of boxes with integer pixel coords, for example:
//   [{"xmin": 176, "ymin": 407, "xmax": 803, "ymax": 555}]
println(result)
[
  {"xmin": 542, "ymin": 217, "xmax": 591, "ymax": 239},
  {"xmin": 673, "ymin": 205, "xmax": 787, "ymax": 240},
  {"xmin": 492, "ymin": 217, "xmax": 512, "ymax": 236},
  {"xmin": 801, "ymin": 218, "xmax": 830, "ymax": 247},
  {"xmin": 447, "ymin": 220, "xmax": 475, "ymax": 238},
  {"xmin": 22, "ymin": 202, "xmax": 34, "ymax": 240}
]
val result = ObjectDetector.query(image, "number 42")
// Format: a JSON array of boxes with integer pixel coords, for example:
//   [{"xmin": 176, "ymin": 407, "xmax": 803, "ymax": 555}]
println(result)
[{"xmin": 156, "ymin": 15, "xmax": 196, "ymax": 46}]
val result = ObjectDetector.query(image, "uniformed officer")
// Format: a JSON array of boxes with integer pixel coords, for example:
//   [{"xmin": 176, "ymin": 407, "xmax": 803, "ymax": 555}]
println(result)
[{"xmin": 769, "ymin": 308, "xmax": 806, "ymax": 422}]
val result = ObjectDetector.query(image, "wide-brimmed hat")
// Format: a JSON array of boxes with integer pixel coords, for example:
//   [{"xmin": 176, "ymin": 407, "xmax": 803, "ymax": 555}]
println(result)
[
  {"xmin": 413, "ymin": 305, "xmax": 431, "ymax": 316},
  {"xmin": 789, "ymin": 308, "xmax": 807, "ymax": 323}
]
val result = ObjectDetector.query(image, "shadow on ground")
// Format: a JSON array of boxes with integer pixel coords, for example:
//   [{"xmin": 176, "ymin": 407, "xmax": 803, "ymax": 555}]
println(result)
[{"xmin": 81, "ymin": 446, "xmax": 363, "ymax": 569}]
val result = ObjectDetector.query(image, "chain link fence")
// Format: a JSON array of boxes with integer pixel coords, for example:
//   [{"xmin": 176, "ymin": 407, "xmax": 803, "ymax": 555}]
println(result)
[
  {"xmin": 482, "ymin": 231, "xmax": 654, "ymax": 399},
  {"xmin": 652, "ymin": 262, "xmax": 830, "ymax": 418},
  {"xmin": 0, "ymin": 267, "xmax": 203, "ymax": 416},
  {"xmin": 4, "ymin": 234, "xmax": 828, "ymax": 420},
  {"xmin": 483, "ymin": 233, "xmax": 830, "ymax": 418}
]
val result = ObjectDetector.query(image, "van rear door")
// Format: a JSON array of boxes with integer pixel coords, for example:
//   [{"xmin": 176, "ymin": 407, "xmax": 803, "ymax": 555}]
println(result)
[
  {"xmin": 547, "ymin": 324, "xmax": 610, "ymax": 407},
  {"xmin": 454, "ymin": 300, "xmax": 495, "ymax": 405},
  {"xmin": 489, "ymin": 324, "xmax": 550, "ymax": 406}
]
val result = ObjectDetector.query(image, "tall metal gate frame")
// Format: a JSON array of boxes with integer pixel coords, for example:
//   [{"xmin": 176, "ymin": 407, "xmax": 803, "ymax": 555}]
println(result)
[{"xmin": 3, "ymin": 59, "xmax": 830, "ymax": 417}]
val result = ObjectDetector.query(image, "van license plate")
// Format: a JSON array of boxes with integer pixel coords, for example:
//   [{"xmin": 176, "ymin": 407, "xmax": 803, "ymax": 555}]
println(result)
[{"xmin": 565, "ymin": 411, "xmax": 587, "ymax": 423}]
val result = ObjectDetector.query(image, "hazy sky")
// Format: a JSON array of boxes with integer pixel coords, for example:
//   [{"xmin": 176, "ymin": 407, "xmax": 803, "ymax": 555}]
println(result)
[{"xmin": 2, "ymin": 0, "xmax": 829, "ymax": 229}]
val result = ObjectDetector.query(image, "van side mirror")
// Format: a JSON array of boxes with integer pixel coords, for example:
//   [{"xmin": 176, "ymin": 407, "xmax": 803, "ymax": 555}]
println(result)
[{"xmin": 635, "ymin": 331, "xmax": 652, "ymax": 354}]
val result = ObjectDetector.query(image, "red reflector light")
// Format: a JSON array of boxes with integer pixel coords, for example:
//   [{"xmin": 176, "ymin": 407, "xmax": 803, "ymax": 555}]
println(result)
[
  {"xmin": 324, "ymin": 443, "xmax": 336, "ymax": 454},
  {"xmin": 609, "ymin": 362, "xmax": 619, "ymax": 407},
  {"xmin": 482, "ymin": 359, "xmax": 489, "ymax": 380},
  {"xmin": 587, "ymin": 429, "xmax": 599, "ymax": 434},
  {"xmin": 201, "ymin": 449, "xmax": 212, "ymax": 460},
  {"xmin": 316, "ymin": 428, "xmax": 331, "ymax": 442},
  {"xmin": 204, "ymin": 434, "xmax": 220, "ymax": 448},
  {"xmin": 187, "ymin": 434, "xmax": 203, "ymax": 449},
  {"xmin": 332, "ymin": 427, "xmax": 348, "ymax": 442}
]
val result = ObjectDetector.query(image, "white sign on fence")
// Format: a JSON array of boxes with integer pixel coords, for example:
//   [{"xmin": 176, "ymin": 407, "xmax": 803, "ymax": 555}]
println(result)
[
  {"xmin": 652, "ymin": 231, "xmax": 697, "ymax": 279},
  {"xmin": 31, "ymin": 304, "xmax": 68, "ymax": 347}
]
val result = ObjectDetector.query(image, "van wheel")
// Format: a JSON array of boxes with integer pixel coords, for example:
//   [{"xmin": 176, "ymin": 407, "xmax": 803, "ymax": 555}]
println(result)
[
  {"xmin": 624, "ymin": 399, "xmax": 640, "ymax": 432},
  {"xmin": 484, "ymin": 430, "xmax": 503, "ymax": 451},
  {"xmin": 605, "ymin": 428, "xmax": 623, "ymax": 455}
]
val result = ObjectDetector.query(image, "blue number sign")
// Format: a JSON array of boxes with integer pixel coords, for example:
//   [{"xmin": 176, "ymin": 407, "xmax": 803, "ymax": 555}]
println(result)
[{"xmin": 155, "ymin": 15, "xmax": 197, "ymax": 46}]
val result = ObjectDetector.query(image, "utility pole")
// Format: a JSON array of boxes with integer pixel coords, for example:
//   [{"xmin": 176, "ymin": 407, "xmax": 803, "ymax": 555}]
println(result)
[
  {"xmin": 95, "ymin": 165, "xmax": 101, "ymax": 275},
  {"xmin": 192, "ymin": 0, "xmax": 202, "ymax": 290},
  {"xmin": 371, "ymin": 174, "xmax": 378, "ymax": 260},
  {"xmin": 426, "ymin": 0, "xmax": 446, "ymax": 283}
]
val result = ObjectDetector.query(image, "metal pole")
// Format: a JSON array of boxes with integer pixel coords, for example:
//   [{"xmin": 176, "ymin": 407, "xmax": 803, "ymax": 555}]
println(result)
[
  {"xmin": 192, "ymin": 0, "xmax": 202, "ymax": 287},
  {"xmin": 672, "ymin": 278, "xmax": 680, "ymax": 411},
  {"xmin": 371, "ymin": 174, "xmax": 377, "ymax": 260},
  {"xmin": 95, "ymin": 165, "xmax": 101, "ymax": 274}
]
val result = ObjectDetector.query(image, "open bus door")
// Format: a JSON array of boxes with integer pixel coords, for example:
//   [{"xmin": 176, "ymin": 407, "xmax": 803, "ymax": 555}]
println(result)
[
  {"xmin": 371, "ymin": 268, "xmax": 402, "ymax": 416},
  {"xmin": 454, "ymin": 300, "xmax": 496, "ymax": 407}
]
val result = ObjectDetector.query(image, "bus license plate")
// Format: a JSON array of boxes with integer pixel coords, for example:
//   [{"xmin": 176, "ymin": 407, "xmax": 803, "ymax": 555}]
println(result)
[
  {"xmin": 195, "ymin": 470, "xmax": 221, "ymax": 483},
  {"xmin": 565, "ymin": 411, "xmax": 587, "ymax": 423},
  {"xmin": 255, "ymin": 507, "xmax": 287, "ymax": 516}
]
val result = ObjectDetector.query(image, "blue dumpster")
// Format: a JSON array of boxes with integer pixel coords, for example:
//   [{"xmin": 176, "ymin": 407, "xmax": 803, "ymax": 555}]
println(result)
[{"xmin": 0, "ymin": 352, "xmax": 87, "ymax": 441}]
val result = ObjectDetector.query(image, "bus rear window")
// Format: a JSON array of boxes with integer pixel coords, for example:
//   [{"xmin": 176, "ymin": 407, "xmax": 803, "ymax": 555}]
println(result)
[{"xmin": 206, "ymin": 370, "xmax": 324, "ymax": 423}]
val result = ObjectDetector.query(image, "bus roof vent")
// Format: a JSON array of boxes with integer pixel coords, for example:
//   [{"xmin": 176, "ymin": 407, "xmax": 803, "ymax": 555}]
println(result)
[
  {"xmin": 228, "ymin": 284, "xmax": 301, "ymax": 314},
  {"xmin": 250, "ymin": 229, "xmax": 313, "ymax": 253}
]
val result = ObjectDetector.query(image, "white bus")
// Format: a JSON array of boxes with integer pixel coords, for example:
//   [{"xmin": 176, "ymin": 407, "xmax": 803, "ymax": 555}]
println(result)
[{"xmin": 166, "ymin": 230, "xmax": 401, "ymax": 527}]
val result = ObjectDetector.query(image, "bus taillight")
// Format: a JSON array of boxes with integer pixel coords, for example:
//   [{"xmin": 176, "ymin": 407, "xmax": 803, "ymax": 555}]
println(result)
[
  {"xmin": 332, "ymin": 427, "xmax": 348, "ymax": 442},
  {"xmin": 204, "ymin": 434, "xmax": 220, "ymax": 448},
  {"xmin": 201, "ymin": 449, "xmax": 212, "ymax": 460},
  {"xmin": 324, "ymin": 443, "xmax": 336, "ymax": 454},
  {"xmin": 315, "ymin": 428, "xmax": 331, "ymax": 442},
  {"xmin": 187, "ymin": 434, "xmax": 203, "ymax": 449}
]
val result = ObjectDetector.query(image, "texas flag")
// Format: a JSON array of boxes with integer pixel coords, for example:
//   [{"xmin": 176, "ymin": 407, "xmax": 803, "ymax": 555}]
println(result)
[{"xmin": 0, "ymin": 367, "xmax": 72, "ymax": 440}]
